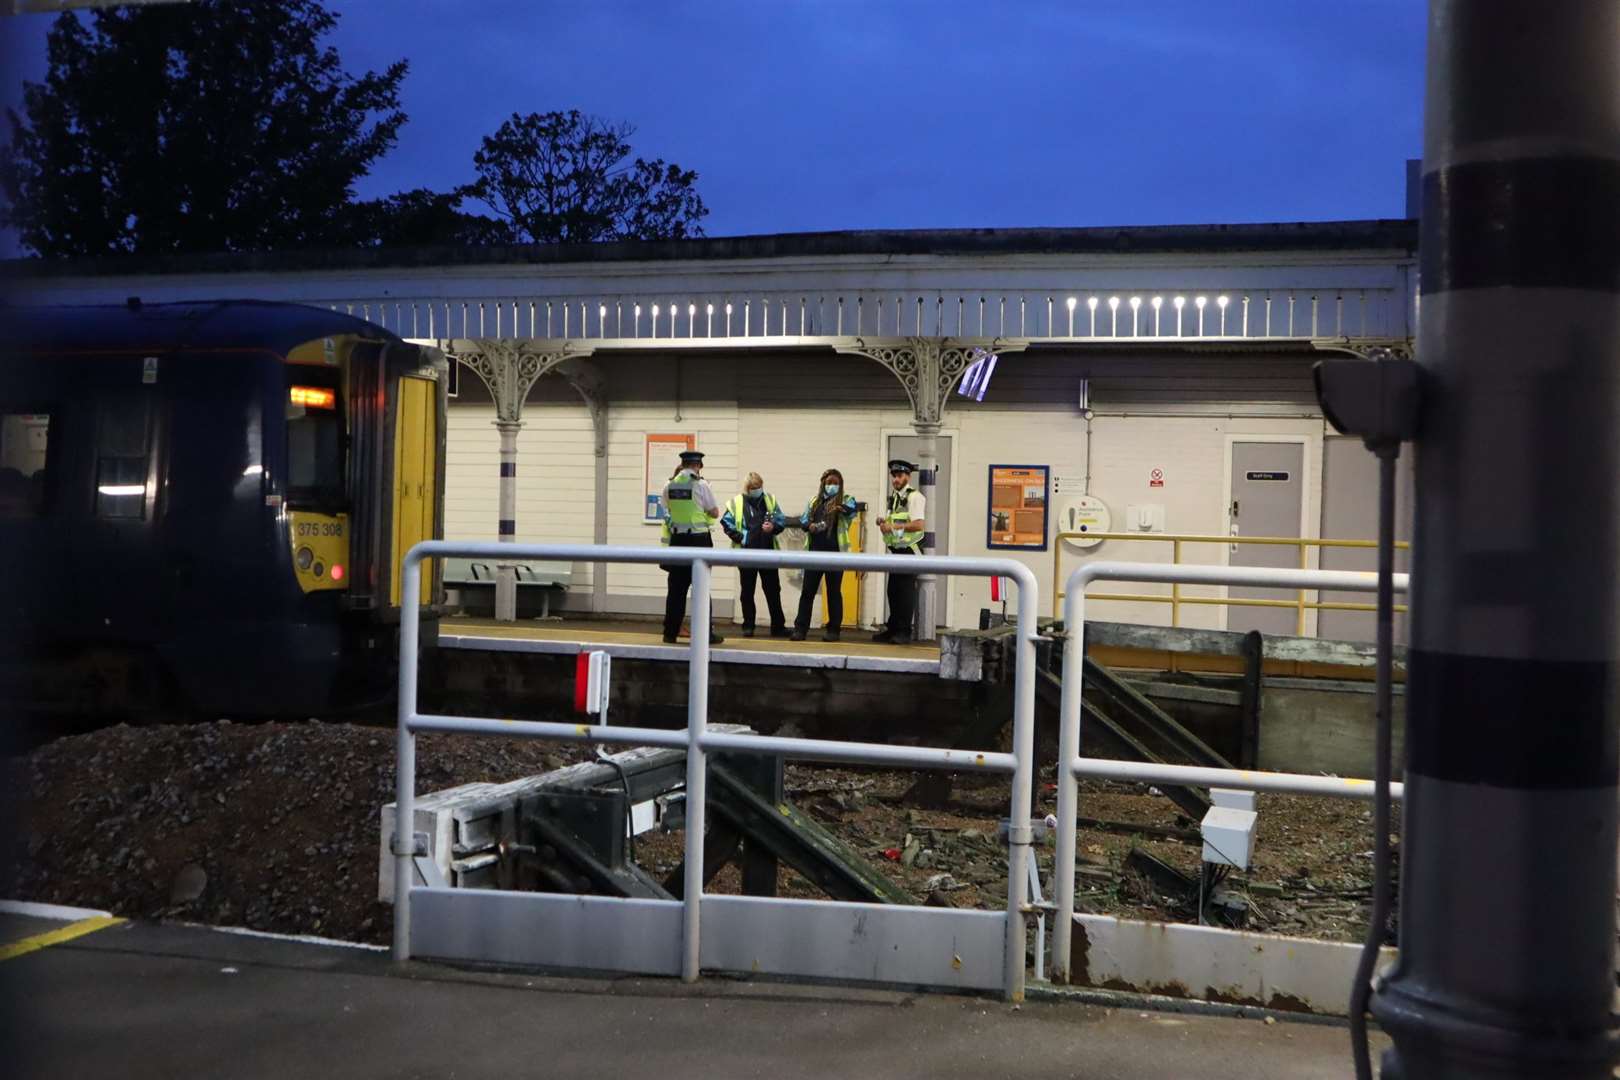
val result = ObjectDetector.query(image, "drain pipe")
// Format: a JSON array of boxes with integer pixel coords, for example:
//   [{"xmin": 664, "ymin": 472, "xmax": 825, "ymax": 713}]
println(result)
[{"xmin": 1370, "ymin": 3, "xmax": 1620, "ymax": 1076}]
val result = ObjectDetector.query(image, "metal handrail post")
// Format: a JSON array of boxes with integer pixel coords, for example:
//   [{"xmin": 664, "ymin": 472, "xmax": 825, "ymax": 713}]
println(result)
[
  {"xmin": 1048, "ymin": 560, "xmax": 1411, "ymax": 983},
  {"xmin": 1296, "ymin": 542, "xmax": 1309, "ymax": 636},
  {"xmin": 1051, "ymin": 542, "xmax": 1062, "ymax": 620},
  {"xmin": 392, "ymin": 546, "xmax": 426, "ymax": 964},
  {"xmin": 1001, "ymin": 563, "xmax": 1040, "ymax": 1002},
  {"xmin": 682, "ymin": 557, "xmax": 712, "ymax": 982},
  {"xmin": 1050, "ymin": 572, "xmax": 1087, "ymax": 984},
  {"xmin": 1171, "ymin": 539, "xmax": 1182, "ymax": 627}
]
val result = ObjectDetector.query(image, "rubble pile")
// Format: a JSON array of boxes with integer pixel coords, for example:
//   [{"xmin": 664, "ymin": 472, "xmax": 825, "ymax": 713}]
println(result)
[
  {"xmin": 4, "ymin": 722, "xmax": 1386, "ymax": 946},
  {"xmin": 2, "ymin": 721, "xmax": 592, "ymax": 945}
]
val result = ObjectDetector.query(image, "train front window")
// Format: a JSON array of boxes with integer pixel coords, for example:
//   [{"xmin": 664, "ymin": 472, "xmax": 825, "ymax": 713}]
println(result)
[
  {"xmin": 0, "ymin": 411, "xmax": 51, "ymax": 519},
  {"xmin": 286, "ymin": 381, "xmax": 344, "ymax": 504}
]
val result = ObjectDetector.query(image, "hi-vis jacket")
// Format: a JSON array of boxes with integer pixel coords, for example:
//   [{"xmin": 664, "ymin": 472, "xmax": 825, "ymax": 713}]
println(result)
[
  {"xmin": 720, "ymin": 492, "xmax": 788, "ymax": 550},
  {"xmin": 884, "ymin": 486, "xmax": 924, "ymax": 553},
  {"xmin": 659, "ymin": 469, "xmax": 712, "ymax": 545},
  {"xmin": 797, "ymin": 492, "xmax": 859, "ymax": 552}
]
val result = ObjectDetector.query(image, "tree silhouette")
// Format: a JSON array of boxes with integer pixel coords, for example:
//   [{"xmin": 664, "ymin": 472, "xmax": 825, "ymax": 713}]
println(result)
[
  {"xmin": 468, "ymin": 110, "xmax": 708, "ymax": 244},
  {"xmin": 2, "ymin": 0, "xmax": 408, "ymax": 255}
]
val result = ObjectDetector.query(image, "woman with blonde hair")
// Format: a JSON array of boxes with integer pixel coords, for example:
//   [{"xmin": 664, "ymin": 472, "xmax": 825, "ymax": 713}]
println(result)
[
  {"xmin": 720, "ymin": 471, "xmax": 789, "ymax": 637},
  {"xmin": 790, "ymin": 467, "xmax": 858, "ymax": 642}
]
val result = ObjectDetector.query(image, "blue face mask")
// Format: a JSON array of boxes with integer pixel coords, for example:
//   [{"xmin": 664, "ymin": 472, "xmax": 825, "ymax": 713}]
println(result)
[
  {"xmin": 824, "ymin": 483, "xmax": 840, "ymax": 496},
  {"xmin": 746, "ymin": 488, "xmax": 763, "ymax": 500}
]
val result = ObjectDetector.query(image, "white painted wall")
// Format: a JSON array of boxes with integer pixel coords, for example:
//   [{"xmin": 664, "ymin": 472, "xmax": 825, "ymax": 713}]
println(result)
[{"xmin": 446, "ymin": 350, "xmax": 1353, "ymax": 627}]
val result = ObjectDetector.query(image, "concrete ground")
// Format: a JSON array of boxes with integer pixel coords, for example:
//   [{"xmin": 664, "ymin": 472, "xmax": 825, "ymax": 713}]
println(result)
[{"xmin": 1, "ymin": 908, "xmax": 1379, "ymax": 1079}]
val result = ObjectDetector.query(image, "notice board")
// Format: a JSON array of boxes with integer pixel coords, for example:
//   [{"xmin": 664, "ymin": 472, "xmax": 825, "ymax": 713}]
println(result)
[
  {"xmin": 644, "ymin": 433, "xmax": 696, "ymax": 522},
  {"xmin": 987, "ymin": 465, "xmax": 1049, "ymax": 550}
]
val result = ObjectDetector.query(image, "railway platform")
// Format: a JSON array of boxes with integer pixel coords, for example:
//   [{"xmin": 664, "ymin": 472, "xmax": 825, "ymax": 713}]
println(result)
[
  {"xmin": 2, "ymin": 904, "xmax": 1377, "ymax": 1079},
  {"xmin": 440, "ymin": 615, "xmax": 942, "ymax": 675}
]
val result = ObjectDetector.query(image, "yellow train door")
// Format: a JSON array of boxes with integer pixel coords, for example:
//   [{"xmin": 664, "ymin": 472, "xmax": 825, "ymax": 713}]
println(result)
[
  {"xmin": 390, "ymin": 375, "xmax": 437, "ymax": 606},
  {"xmin": 820, "ymin": 505, "xmax": 865, "ymax": 628}
]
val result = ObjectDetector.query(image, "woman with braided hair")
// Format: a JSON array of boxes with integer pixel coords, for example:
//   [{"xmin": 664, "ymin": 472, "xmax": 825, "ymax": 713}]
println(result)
[{"xmin": 789, "ymin": 467, "xmax": 858, "ymax": 642}]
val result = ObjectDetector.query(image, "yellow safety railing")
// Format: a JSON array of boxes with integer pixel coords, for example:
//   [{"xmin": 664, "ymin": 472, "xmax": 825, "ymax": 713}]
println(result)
[{"xmin": 1052, "ymin": 532, "xmax": 1411, "ymax": 636}]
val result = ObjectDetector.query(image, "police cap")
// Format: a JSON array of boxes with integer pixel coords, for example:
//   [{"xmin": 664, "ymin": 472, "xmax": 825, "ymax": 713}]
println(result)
[
  {"xmin": 887, "ymin": 459, "xmax": 915, "ymax": 474},
  {"xmin": 679, "ymin": 450, "xmax": 705, "ymax": 465}
]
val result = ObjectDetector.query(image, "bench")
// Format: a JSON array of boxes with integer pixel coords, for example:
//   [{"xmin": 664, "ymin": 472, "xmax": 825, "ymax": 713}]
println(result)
[{"xmin": 442, "ymin": 556, "xmax": 572, "ymax": 619}]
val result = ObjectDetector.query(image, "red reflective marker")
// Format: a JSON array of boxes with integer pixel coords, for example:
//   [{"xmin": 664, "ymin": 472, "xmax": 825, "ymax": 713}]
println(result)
[{"xmin": 574, "ymin": 652, "xmax": 590, "ymax": 713}]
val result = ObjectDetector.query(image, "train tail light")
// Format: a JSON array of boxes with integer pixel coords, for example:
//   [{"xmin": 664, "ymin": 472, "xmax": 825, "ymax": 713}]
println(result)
[{"xmin": 289, "ymin": 385, "xmax": 336, "ymax": 409}]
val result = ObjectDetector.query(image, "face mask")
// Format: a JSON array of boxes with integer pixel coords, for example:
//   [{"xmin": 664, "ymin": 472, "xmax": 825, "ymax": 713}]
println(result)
[
  {"xmin": 746, "ymin": 488, "xmax": 763, "ymax": 500},
  {"xmin": 824, "ymin": 483, "xmax": 839, "ymax": 496}
]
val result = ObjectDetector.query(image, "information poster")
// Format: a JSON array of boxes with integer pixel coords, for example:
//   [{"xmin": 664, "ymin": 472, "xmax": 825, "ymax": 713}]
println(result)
[
  {"xmin": 644, "ymin": 433, "xmax": 696, "ymax": 522},
  {"xmin": 987, "ymin": 465, "xmax": 1050, "ymax": 550}
]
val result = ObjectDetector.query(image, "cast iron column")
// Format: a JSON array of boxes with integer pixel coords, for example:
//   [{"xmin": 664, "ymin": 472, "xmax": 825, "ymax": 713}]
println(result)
[
  {"xmin": 911, "ymin": 420, "xmax": 940, "ymax": 639},
  {"xmin": 451, "ymin": 339, "xmax": 595, "ymax": 622},
  {"xmin": 1371, "ymin": 3, "xmax": 1620, "ymax": 1077},
  {"xmin": 493, "ymin": 419, "xmax": 521, "ymax": 619}
]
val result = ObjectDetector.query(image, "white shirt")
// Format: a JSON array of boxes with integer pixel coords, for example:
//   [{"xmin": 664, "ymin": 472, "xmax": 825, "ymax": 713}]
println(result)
[
  {"xmin": 891, "ymin": 487, "xmax": 925, "ymax": 524},
  {"xmin": 905, "ymin": 489, "xmax": 926, "ymax": 524}
]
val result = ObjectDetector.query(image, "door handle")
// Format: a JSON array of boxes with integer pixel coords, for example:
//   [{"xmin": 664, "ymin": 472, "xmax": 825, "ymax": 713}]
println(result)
[{"xmin": 1230, "ymin": 523, "xmax": 1240, "ymax": 556}]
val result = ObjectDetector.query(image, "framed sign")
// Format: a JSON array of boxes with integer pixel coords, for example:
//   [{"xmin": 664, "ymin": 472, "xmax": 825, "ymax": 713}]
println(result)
[
  {"xmin": 987, "ymin": 465, "xmax": 1049, "ymax": 550},
  {"xmin": 644, "ymin": 433, "xmax": 695, "ymax": 523}
]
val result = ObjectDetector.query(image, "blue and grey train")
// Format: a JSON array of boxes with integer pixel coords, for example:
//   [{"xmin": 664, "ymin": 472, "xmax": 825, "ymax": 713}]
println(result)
[{"xmin": 0, "ymin": 299, "xmax": 447, "ymax": 720}]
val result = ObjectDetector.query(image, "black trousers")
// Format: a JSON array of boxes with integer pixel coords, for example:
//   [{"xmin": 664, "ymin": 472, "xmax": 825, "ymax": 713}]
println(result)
[
  {"xmin": 738, "ymin": 565, "xmax": 786, "ymax": 630},
  {"xmin": 885, "ymin": 547, "xmax": 917, "ymax": 637},
  {"xmin": 794, "ymin": 569, "xmax": 843, "ymax": 632},
  {"xmin": 662, "ymin": 532, "xmax": 715, "ymax": 639}
]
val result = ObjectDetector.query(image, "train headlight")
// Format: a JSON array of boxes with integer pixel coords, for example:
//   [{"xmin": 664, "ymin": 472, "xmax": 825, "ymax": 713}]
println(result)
[
  {"xmin": 313, "ymin": 562, "xmax": 325, "ymax": 578},
  {"xmin": 296, "ymin": 546, "xmax": 314, "ymax": 571}
]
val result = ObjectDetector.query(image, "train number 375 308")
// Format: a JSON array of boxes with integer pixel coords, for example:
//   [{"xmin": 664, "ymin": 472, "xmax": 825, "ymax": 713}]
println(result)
[{"xmin": 296, "ymin": 522, "xmax": 344, "ymax": 537}]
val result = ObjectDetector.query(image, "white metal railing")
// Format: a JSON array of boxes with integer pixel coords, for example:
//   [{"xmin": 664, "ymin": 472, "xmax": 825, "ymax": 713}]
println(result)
[
  {"xmin": 1048, "ymin": 561, "xmax": 1411, "ymax": 983},
  {"xmin": 337, "ymin": 287, "xmax": 1405, "ymax": 343},
  {"xmin": 394, "ymin": 540, "xmax": 1041, "ymax": 1001}
]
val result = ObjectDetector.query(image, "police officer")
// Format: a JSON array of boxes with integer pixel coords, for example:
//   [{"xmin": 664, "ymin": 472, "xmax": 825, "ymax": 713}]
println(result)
[
  {"xmin": 873, "ymin": 458, "xmax": 927, "ymax": 645},
  {"xmin": 720, "ymin": 471, "xmax": 789, "ymax": 637},
  {"xmin": 659, "ymin": 450, "xmax": 725, "ymax": 645}
]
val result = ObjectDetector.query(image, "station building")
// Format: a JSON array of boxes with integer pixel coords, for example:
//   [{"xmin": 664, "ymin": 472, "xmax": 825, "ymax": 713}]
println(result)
[{"xmin": 5, "ymin": 219, "xmax": 1417, "ymax": 640}]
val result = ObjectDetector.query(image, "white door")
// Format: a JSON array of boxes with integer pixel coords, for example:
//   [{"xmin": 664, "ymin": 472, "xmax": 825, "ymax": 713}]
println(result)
[{"xmin": 1228, "ymin": 441, "xmax": 1305, "ymax": 637}]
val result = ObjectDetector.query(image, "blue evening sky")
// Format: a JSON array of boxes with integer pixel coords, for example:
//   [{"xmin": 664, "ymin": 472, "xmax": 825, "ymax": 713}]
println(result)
[{"xmin": 1, "ymin": 0, "xmax": 1425, "ymax": 255}]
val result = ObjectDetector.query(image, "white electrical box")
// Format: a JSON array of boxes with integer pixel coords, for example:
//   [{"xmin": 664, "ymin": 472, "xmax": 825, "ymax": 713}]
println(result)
[
  {"xmin": 1211, "ymin": 788, "xmax": 1257, "ymax": 813},
  {"xmin": 1200, "ymin": 805, "xmax": 1257, "ymax": 869},
  {"xmin": 1125, "ymin": 503, "xmax": 1166, "ymax": 533},
  {"xmin": 576, "ymin": 649, "xmax": 612, "ymax": 723}
]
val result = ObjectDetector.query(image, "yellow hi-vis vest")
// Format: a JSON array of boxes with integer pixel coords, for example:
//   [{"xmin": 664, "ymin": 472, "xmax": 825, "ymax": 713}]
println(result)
[
  {"xmin": 724, "ymin": 492, "xmax": 782, "ymax": 549},
  {"xmin": 885, "ymin": 487, "xmax": 923, "ymax": 552},
  {"xmin": 802, "ymin": 494, "xmax": 856, "ymax": 552},
  {"xmin": 660, "ymin": 470, "xmax": 709, "ymax": 544}
]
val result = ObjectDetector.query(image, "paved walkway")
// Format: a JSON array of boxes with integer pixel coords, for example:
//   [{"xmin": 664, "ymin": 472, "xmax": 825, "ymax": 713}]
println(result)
[{"xmin": 2, "ymin": 908, "xmax": 1376, "ymax": 1079}]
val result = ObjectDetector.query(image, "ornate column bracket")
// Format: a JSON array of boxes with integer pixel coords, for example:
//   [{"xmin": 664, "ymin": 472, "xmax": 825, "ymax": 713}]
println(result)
[
  {"xmin": 446, "ymin": 338, "xmax": 597, "ymax": 424},
  {"xmin": 555, "ymin": 357, "xmax": 609, "ymax": 458},
  {"xmin": 1310, "ymin": 337, "xmax": 1415, "ymax": 363},
  {"xmin": 834, "ymin": 336, "xmax": 1030, "ymax": 427}
]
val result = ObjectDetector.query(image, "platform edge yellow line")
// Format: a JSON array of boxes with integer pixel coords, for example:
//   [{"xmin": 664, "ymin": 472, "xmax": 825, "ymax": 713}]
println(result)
[{"xmin": 0, "ymin": 915, "xmax": 125, "ymax": 962}]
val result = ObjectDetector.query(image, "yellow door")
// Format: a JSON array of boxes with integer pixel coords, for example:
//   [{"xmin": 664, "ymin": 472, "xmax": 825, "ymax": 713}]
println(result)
[
  {"xmin": 390, "ymin": 376, "xmax": 436, "ymax": 606},
  {"xmin": 820, "ymin": 506, "xmax": 865, "ymax": 627}
]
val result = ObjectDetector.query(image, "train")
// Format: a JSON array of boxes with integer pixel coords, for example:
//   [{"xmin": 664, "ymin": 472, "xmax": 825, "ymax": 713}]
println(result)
[{"xmin": 0, "ymin": 299, "xmax": 447, "ymax": 720}]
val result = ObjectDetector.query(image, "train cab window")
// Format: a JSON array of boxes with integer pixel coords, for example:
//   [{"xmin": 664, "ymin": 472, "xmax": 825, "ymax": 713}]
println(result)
[
  {"xmin": 96, "ymin": 395, "xmax": 152, "ymax": 519},
  {"xmin": 0, "ymin": 411, "xmax": 51, "ymax": 519},
  {"xmin": 286, "ymin": 380, "xmax": 344, "ymax": 505}
]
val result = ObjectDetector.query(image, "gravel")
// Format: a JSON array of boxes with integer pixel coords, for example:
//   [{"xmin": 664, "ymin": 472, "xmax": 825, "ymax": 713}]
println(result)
[
  {"xmin": 2, "ymin": 720, "xmax": 592, "ymax": 945},
  {"xmin": 3, "ymin": 720, "xmax": 1390, "ymax": 947}
]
